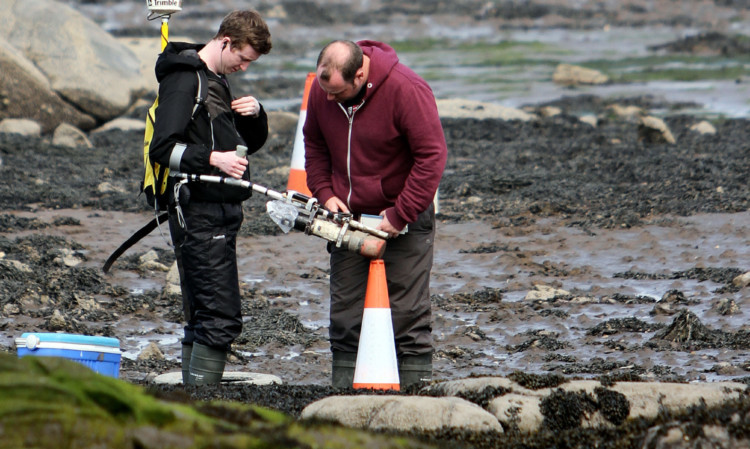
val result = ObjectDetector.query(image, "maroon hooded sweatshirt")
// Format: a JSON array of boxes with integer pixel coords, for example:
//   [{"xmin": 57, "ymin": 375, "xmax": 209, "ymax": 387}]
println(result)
[{"xmin": 303, "ymin": 40, "xmax": 447, "ymax": 231}]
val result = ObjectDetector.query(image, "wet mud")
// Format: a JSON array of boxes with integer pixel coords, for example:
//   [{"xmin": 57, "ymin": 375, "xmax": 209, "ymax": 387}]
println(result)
[
  {"xmin": 3, "ymin": 0, "xmax": 750, "ymax": 445},
  {"xmin": 1, "ymin": 93, "xmax": 749, "ymax": 447}
]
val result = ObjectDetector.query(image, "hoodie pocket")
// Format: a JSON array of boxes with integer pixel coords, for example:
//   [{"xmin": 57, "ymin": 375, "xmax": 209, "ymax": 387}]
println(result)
[{"xmin": 348, "ymin": 174, "xmax": 394, "ymax": 208}]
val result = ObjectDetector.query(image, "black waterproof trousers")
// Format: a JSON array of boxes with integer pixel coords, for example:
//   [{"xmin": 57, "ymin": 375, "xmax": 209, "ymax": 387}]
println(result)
[
  {"xmin": 169, "ymin": 200, "xmax": 244, "ymax": 351},
  {"xmin": 328, "ymin": 204, "xmax": 435, "ymax": 356}
]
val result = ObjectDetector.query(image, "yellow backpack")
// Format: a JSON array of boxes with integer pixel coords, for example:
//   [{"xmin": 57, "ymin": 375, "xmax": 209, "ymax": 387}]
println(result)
[{"xmin": 142, "ymin": 69, "xmax": 208, "ymax": 210}]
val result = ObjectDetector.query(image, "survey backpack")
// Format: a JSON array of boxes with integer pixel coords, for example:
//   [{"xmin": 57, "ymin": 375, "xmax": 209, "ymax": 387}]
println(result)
[
  {"xmin": 103, "ymin": 69, "xmax": 210, "ymax": 274},
  {"xmin": 142, "ymin": 69, "xmax": 209, "ymax": 210}
]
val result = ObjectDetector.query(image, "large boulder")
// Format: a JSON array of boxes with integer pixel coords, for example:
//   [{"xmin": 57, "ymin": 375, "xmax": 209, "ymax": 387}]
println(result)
[
  {"xmin": 0, "ymin": 38, "xmax": 96, "ymax": 132},
  {"xmin": 552, "ymin": 63, "xmax": 609, "ymax": 86},
  {"xmin": 301, "ymin": 395, "xmax": 503, "ymax": 433},
  {"xmin": 0, "ymin": 0, "xmax": 150, "ymax": 126},
  {"xmin": 0, "ymin": 118, "xmax": 41, "ymax": 136},
  {"xmin": 638, "ymin": 115, "xmax": 677, "ymax": 144},
  {"xmin": 436, "ymin": 98, "xmax": 536, "ymax": 121},
  {"xmin": 425, "ymin": 377, "xmax": 747, "ymax": 433},
  {"xmin": 0, "ymin": 353, "xmax": 435, "ymax": 449}
]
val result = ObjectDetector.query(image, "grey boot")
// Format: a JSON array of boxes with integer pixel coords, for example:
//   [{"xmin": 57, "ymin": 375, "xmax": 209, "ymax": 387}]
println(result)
[
  {"xmin": 398, "ymin": 353, "xmax": 433, "ymax": 388},
  {"xmin": 181, "ymin": 343, "xmax": 192, "ymax": 385},
  {"xmin": 188, "ymin": 343, "xmax": 227, "ymax": 386},
  {"xmin": 331, "ymin": 351, "xmax": 357, "ymax": 388}
]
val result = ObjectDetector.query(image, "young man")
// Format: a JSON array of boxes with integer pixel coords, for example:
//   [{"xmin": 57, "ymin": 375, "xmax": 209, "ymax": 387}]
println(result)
[
  {"xmin": 303, "ymin": 40, "xmax": 447, "ymax": 388},
  {"xmin": 148, "ymin": 10, "xmax": 272, "ymax": 385}
]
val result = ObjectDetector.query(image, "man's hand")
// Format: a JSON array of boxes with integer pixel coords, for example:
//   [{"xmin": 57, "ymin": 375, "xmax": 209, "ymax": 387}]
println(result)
[
  {"xmin": 377, "ymin": 212, "xmax": 402, "ymax": 238},
  {"xmin": 210, "ymin": 151, "xmax": 248, "ymax": 179},
  {"xmin": 231, "ymin": 96, "xmax": 261, "ymax": 116},
  {"xmin": 324, "ymin": 197, "xmax": 349, "ymax": 214}
]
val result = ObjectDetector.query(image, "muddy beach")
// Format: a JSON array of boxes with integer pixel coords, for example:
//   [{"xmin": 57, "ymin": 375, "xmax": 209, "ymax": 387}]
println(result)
[
  {"xmin": 2, "ymin": 0, "xmax": 750, "ymax": 447},
  {"xmin": 2, "ymin": 93, "xmax": 749, "ymax": 446}
]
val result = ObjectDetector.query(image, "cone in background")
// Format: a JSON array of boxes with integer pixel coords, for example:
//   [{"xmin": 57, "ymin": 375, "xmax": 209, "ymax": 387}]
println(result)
[
  {"xmin": 353, "ymin": 259, "xmax": 400, "ymax": 390},
  {"xmin": 286, "ymin": 72, "xmax": 316, "ymax": 197}
]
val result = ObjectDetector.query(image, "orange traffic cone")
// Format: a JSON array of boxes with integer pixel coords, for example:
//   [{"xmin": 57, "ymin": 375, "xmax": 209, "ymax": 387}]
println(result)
[
  {"xmin": 286, "ymin": 72, "xmax": 316, "ymax": 197},
  {"xmin": 352, "ymin": 259, "xmax": 400, "ymax": 390}
]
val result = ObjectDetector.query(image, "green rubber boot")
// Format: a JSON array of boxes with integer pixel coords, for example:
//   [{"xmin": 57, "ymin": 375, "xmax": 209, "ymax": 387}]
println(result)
[
  {"xmin": 181, "ymin": 343, "xmax": 192, "ymax": 385},
  {"xmin": 398, "ymin": 353, "xmax": 433, "ymax": 388},
  {"xmin": 187, "ymin": 343, "xmax": 226, "ymax": 386},
  {"xmin": 331, "ymin": 351, "xmax": 357, "ymax": 388}
]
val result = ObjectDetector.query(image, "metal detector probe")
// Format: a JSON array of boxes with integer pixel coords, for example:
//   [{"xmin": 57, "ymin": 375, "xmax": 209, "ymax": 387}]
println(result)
[{"xmin": 173, "ymin": 173, "xmax": 389, "ymax": 259}]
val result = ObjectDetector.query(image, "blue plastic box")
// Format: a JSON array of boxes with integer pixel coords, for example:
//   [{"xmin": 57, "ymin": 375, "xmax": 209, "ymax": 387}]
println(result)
[{"xmin": 15, "ymin": 332, "xmax": 122, "ymax": 378}]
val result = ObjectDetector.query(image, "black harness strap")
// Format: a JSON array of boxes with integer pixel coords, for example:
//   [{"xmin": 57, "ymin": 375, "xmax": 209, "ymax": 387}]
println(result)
[{"xmin": 102, "ymin": 212, "xmax": 169, "ymax": 273}]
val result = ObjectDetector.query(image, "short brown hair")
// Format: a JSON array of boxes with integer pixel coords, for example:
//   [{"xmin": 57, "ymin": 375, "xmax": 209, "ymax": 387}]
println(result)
[
  {"xmin": 316, "ymin": 40, "xmax": 362, "ymax": 83},
  {"xmin": 215, "ymin": 10, "xmax": 272, "ymax": 55}
]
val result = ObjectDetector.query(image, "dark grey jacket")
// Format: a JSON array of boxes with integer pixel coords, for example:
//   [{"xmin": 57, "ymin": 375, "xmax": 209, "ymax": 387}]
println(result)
[{"xmin": 150, "ymin": 41, "xmax": 268, "ymax": 204}]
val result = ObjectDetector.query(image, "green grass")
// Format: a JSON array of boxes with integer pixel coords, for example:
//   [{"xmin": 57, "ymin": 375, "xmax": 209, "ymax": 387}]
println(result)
[
  {"xmin": 391, "ymin": 38, "xmax": 555, "ymax": 53},
  {"xmin": 586, "ymin": 54, "xmax": 750, "ymax": 69},
  {"xmin": 302, "ymin": 36, "xmax": 749, "ymax": 93},
  {"xmin": 583, "ymin": 54, "xmax": 750, "ymax": 82},
  {"xmin": 615, "ymin": 65, "xmax": 747, "ymax": 82},
  {"xmin": 397, "ymin": 38, "xmax": 749, "ymax": 82},
  {"xmin": 393, "ymin": 38, "xmax": 566, "ymax": 67}
]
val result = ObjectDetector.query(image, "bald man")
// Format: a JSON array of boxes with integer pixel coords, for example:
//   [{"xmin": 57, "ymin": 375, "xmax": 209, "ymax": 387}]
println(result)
[{"xmin": 303, "ymin": 40, "xmax": 447, "ymax": 388}]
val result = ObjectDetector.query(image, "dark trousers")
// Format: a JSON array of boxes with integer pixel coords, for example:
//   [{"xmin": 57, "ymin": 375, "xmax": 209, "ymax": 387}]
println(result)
[
  {"xmin": 329, "ymin": 204, "xmax": 435, "ymax": 356},
  {"xmin": 169, "ymin": 201, "xmax": 243, "ymax": 351}
]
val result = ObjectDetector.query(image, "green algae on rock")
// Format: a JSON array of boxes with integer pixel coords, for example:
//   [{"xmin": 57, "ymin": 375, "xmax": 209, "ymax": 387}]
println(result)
[{"xmin": 0, "ymin": 353, "xmax": 437, "ymax": 449}]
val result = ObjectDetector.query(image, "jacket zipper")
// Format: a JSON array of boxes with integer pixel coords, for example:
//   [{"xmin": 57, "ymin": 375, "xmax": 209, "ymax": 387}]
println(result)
[{"xmin": 338, "ymin": 100, "xmax": 365, "ymax": 210}]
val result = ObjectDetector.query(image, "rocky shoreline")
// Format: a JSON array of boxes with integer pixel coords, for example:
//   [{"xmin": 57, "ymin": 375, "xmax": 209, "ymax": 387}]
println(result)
[
  {"xmin": 2, "ymin": 0, "xmax": 750, "ymax": 448},
  {"xmin": 2, "ymin": 99, "xmax": 750, "ymax": 447}
]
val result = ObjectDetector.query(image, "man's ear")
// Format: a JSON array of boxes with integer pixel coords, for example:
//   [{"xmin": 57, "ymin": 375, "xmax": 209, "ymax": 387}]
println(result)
[{"xmin": 222, "ymin": 39, "xmax": 229, "ymax": 50}]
